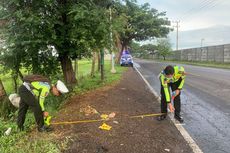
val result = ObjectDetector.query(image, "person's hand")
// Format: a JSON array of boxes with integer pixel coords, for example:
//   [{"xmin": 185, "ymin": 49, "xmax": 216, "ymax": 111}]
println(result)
[
  {"xmin": 168, "ymin": 103, "xmax": 175, "ymax": 112},
  {"xmin": 172, "ymin": 90, "xmax": 180, "ymax": 100},
  {"xmin": 43, "ymin": 111, "xmax": 49, "ymax": 117},
  {"xmin": 175, "ymin": 89, "xmax": 180, "ymax": 96},
  {"xmin": 172, "ymin": 95, "xmax": 175, "ymax": 101}
]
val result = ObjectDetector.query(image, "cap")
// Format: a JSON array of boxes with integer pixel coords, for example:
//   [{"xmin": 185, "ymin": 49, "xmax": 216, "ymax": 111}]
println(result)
[{"xmin": 56, "ymin": 80, "xmax": 69, "ymax": 93}]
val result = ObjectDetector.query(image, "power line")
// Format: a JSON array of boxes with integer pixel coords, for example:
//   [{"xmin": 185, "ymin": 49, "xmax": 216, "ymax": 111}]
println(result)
[
  {"xmin": 181, "ymin": 0, "xmax": 221, "ymax": 22},
  {"xmin": 179, "ymin": 0, "xmax": 214, "ymax": 19},
  {"xmin": 179, "ymin": 0, "xmax": 224, "ymax": 23},
  {"xmin": 179, "ymin": 0, "xmax": 225, "ymax": 30}
]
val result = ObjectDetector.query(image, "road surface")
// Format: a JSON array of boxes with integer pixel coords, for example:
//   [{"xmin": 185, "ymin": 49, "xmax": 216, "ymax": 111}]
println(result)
[{"xmin": 134, "ymin": 59, "xmax": 230, "ymax": 153}]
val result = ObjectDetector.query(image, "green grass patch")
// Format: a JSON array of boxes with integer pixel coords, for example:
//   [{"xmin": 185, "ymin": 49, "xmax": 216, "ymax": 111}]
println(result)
[
  {"xmin": 75, "ymin": 61, "xmax": 127, "ymax": 93},
  {"xmin": 0, "ymin": 67, "xmax": 29, "ymax": 94},
  {"xmin": 0, "ymin": 59, "xmax": 127, "ymax": 153},
  {"xmin": 77, "ymin": 59, "xmax": 93, "ymax": 77}
]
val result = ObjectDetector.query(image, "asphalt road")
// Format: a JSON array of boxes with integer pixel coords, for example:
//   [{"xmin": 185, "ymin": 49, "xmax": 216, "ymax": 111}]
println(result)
[{"xmin": 134, "ymin": 59, "xmax": 230, "ymax": 153}]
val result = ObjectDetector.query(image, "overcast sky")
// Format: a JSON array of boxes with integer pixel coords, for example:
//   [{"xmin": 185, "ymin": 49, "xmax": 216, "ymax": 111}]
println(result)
[
  {"xmin": 137, "ymin": 0, "xmax": 230, "ymax": 31},
  {"xmin": 137, "ymin": 0, "xmax": 230, "ymax": 49}
]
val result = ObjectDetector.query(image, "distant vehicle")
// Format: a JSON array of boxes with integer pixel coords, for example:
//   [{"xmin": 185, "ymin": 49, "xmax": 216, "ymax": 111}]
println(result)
[{"xmin": 120, "ymin": 54, "xmax": 133, "ymax": 67}]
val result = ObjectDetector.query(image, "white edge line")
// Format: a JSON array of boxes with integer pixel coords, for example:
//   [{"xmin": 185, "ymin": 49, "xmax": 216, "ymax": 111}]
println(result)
[{"xmin": 134, "ymin": 66, "xmax": 203, "ymax": 153}]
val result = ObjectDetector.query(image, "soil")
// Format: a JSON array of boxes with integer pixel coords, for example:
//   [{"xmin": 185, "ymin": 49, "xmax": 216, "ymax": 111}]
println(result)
[{"xmin": 52, "ymin": 68, "xmax": 193, "ymax": 153}]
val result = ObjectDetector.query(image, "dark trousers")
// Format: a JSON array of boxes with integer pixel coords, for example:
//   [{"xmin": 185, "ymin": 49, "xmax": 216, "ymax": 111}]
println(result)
[
  {"xmin": 160, "ymin": 78, "xmax": 182, "ymax": 117},
  {"xmin": 17, "ymin": 85, "xmax": 44, "ymax": 128}
]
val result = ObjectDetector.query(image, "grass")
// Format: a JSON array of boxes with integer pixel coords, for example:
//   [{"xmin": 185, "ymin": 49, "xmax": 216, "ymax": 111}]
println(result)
[
  {"xmin": 77, "ymin": 59, "xmax": 93, "ymax": 77},
  {"xmin": 0, "ymin": 59, "xmax": 127, "ymax": 153},
  {"xmin": 152, "ymin": 59, "xmax": 230, "ymax": 69},
  {"xmin": 0, "ymin": 67, "xmax": 14, "ymax": 94},
  {"xmin": 75, "ymin": 60, "xmax": 126, "ymax": 92},
  {"xmin": 0, "ymin": 67, "xmax": 29, "ymax": 94},
  {"xmin": 0, "ymin": 117, "xmax": 59, "ymax": 153}
]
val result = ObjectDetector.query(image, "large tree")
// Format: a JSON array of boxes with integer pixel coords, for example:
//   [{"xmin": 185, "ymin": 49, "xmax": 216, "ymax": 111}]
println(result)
[
  {"xmin": 0, "ymin": 0, "xmax": 122, "ymax": 84},
  {"xmin": 116, "ymin": 0, "xmax": 171, "ymax": 60},
  {"xmin": 156, "ymin": 38, "xmax": 172, "ymax": 60},
  {"xmin": 130, "ymin": 42, "xmax": 157, "ymax": 58}
]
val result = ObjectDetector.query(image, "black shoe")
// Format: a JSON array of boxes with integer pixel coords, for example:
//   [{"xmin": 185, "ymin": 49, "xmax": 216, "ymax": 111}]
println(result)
[
  {"xmin": 38, "ymin": 126, "xmax": 53, "ymax": 132},
  {"xmin": 157, "ymin": 115, "xmax": 166, "ymax": 121},
  {"xmin": 174, "ymin": 115, "xmax": 184, "ymax": 123}
]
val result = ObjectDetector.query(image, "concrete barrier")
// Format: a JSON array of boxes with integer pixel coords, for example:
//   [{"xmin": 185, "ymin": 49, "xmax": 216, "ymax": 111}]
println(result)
[{"xmin": 166, "ymin": 44, "xmax": 230, "ymax": 63}]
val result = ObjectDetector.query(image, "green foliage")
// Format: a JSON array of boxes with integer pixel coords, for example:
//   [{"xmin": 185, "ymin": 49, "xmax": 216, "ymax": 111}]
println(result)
[
  {"xmin": 130, "ymin": 41, "xmax": 157, "ymax": 58},
  {"xmin": 69, "ymin": 2, "xmax": 110, "ymax": 52},
  {"xmin": 117, "ymin": 0, "xmax": 171, "ymax": 48},
  {"xmin": 75, "ymin": 60, "xmax": 126, "ymax": 92},
  {"xmin": 76, "ymin": 60, "xmax": 92, "ymax": 77},
  {"xmin": 0, "ymin": 0, "xmax": 61, "ymax": 77},
  {"xmin": 130, "ymin": 41, "xmax": 141, "ymax": 53},
  {"xmin": 156, "ymin": 38, "xmax": 172, "ymax": 60},
  {"xmin": 0, "ymin": 113, "xmax": 60, "ymax": 153},
  {"xmin": 0, "ymin": 97, "xmax": 17, "ymax": 119},
  {"xmin": 0, "ymin": 59, "xmax": 127, "ymax": 153},
  {"xmin": 0, "ymin": 0, "xmax": 170, "ymax": 83},
  {"xmin": 0, "ymin": 133, "xmax": 60, "ymax": 153},
  {"xmin": 0, "ymin": 0, "xmax": 126, "ymax": 84}
]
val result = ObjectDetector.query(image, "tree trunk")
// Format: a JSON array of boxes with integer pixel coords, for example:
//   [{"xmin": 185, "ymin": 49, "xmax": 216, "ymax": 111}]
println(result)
[
  {"xmin": 0, "ymin": 79, "xmax": 16, "ymax": 119},
  {"xmin": 91, "ymin": 52, "xmax": 96, "ymax": 77},
  {"xmin": 163, "ymin": 56, "xmax": 166, "ymax": 60},
  {"xmin": 74, "ymin": 58, "xmax": 78, "ymax": 84},
  {"xmin": 98, "ymin": 52, "xmax": 101, "ymax": 72},
  {"xmin": 116, "ymin": 43, "xmax": 127, "ymax": 64},
  {"xmin": 0, "ymin": 79, "xmax": 6, "ymax": 98},
  {"xmin": 100, "ymin": 49, "xmax": 104, "ymax": 81},
  {"xmin": 114, "ymin": 33, "xmax": 122, "ymax": 62},
  {"xmin": 18, "ymin": 70, "xmax": 24, "ymax": 81},
  {"xmin": 56, "ymin": 0, "xmax": 77, "ymax": 85},
  {"xmin": 12, "ymin": 75, "xmax": 18, "ymax": 93},
  {"xmin": 59, "ymin": 55, "xmax": 77, "ymax": 85},
  {"xmin": 12, "ymin": 68, "xmax": 21, "ymax": 93}
]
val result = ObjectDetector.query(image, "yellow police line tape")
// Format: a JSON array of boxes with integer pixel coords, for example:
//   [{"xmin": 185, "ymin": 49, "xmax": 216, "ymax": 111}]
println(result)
[{"xmin": 51, "ymin": 113, "xmax": 166, "ymax": 125}]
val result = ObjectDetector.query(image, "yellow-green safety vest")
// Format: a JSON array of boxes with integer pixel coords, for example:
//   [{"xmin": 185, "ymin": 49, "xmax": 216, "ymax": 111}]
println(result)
[
  {"xmin": 31, "ymin": 81, "xmax": 50, "ymax": 111},
  {"xmin": 159, "ymin": 66, "xmax": 186, "ymax": 103}
]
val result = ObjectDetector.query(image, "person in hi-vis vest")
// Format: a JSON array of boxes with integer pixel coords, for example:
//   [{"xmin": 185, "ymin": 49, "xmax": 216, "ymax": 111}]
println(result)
[
  {"xmin": 157, "ymin": 65, "xmax": 186, "ymax": 123},
  {"xmin": 17, "ymin": 79, "xmax": 68, "ymax": 132}
]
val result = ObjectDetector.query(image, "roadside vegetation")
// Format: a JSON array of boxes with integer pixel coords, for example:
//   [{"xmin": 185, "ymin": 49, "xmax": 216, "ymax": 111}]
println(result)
[
  {"xmin": 0, "ymin": 0, "xmax": 171, "ymax": 152},
  {"xmin": 130, "ymin": 38, "xmax": 173, "ymax": 59},
  {"xmin": 0, "ymin": 0, "xmax": 171, "ymax": 119},
  {"xmin": 130, "ymin": 41, "xmax": 230, "ymax": 69},
  {"xmin": 0, "ymin": 60, "xmax": 127, "ymax": 153}
]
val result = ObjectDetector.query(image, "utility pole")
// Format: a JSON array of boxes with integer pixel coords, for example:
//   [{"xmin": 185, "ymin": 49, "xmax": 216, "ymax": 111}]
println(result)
[
  {"xmin": 109, "ymin": 6, "xmax": 116, "ymax": 73},
  {"xmin": 201, "ymin": 38, "xmax": 205, "ymax": 48},
  {"xmin": 173, "ymin": 21, "xmax": 180, "ymax": 51},
  {"xmin": 200, "ymin": 38, "xmax": 205, "ymax": 61}
]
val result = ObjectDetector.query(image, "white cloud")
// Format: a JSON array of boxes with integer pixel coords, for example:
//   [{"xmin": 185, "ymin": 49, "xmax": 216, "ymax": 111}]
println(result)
[
  {"xmin": 138, "ymin": 0, "xmax": 230, "ymax": 31},
  {"xmin": 137, "ymin": 0, "xmax": 230, "ymax": 49}
]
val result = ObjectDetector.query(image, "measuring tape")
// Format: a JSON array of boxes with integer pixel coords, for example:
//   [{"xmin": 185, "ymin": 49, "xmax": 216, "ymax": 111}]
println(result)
[{"xmin": 51, "ymin": 113, "xmax": 166, "ymax": 125}]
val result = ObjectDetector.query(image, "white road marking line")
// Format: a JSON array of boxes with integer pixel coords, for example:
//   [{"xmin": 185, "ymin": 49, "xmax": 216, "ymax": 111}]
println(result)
[
  {"xmin": 133, "ymin": 62, "xmax": 141, "ymax": 68},
  {"xmin": 175, "ymin": 123, "xmax": 186, "ymax": 126},
  {"xmin": 187, "ymin": 73, "xmax": 201, "ymax": 77},
  {"xmin": 134, "ymin": 66, "xmax": 203, "ymax": 153}
]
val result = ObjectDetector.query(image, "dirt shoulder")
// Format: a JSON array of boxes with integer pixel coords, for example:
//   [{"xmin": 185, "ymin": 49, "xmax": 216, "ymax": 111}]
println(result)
[{"xmin": 52, "ymin": 68, "xmax": 192, "ymax": 153}]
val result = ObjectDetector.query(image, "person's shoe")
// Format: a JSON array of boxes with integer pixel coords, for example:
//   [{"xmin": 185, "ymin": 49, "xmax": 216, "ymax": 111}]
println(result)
[
  {"xmin": 38, "ymin": 126, "xmax": 53, "ymax": 132},
  {"xmin": 174, "ymin": 115, "xmax": 184, "ymax": 123},
  {"xmin": 157, "ymin": 115, "xmax": 167, "ymax": 121}
]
